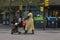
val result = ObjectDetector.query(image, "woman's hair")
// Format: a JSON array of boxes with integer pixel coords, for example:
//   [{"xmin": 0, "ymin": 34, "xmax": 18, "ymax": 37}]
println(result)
[{"xmin": 29, "ymin": 10, "xmax": 31, "ymax": 12}]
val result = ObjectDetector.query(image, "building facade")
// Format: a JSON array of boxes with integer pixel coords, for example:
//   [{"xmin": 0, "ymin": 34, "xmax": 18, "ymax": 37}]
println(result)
[{"xmin": 0, "ymin": 0, "xmax": 60, "ymax": 28}]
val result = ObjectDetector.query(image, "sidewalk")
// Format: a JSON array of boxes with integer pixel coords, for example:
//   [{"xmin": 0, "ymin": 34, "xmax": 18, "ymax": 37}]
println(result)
[
  {"xmin": 0, "ymin": 24, "xmax": 60, "ymax": 40},
  {"xmin": 0, "ymin": 24, "xmax": 11, "ymax": 33},
  {"xmin": 0, "ymin": 24, "xmax": 60, "ymax": 33},
  {"xmin": 0, "ymin": 24, "xmax": 10, "ymax": 28},
  {"xmin": 0, "ymin": 29, "xmax": 60, "ymax": 40}
]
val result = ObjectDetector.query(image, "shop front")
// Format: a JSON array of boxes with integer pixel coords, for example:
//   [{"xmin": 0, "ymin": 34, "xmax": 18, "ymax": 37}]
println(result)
[{"xmin": 46, "ymin": 5, "xmax": 60, "ymax": 28}]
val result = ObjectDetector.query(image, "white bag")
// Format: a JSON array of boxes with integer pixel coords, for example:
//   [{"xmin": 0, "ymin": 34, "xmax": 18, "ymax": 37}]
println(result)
[{"xmin": 15, "ymin": 23, "xmax": 18, "ymax": 25}]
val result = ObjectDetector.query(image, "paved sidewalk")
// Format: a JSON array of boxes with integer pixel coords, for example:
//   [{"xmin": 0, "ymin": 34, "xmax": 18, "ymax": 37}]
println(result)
[
  {"xmin": 0, "ymin": 24, "xmax": 60, "ymax": 40},
  {"xmin": 0, "ymin": 29, "xmax": 60, "ymax": 40}
]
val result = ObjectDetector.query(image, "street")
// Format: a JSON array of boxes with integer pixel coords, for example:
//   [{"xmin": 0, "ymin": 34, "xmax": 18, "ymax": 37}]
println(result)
[
  {"xmin": 0, "ymin": 25, "xmax": 60, "ymax": 40},
  {"xmin": 0, "ymin": 24, "xmax": 60, "ymax": 40}
]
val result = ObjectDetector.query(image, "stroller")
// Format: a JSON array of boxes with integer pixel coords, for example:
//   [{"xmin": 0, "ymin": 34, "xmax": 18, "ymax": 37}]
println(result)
[{"xmin": 11, "ymin": 22, "xmax": 21, "ymax": 34}]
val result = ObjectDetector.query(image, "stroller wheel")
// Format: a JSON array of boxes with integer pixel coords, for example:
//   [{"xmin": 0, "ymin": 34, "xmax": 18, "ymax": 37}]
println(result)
[{"xmin": 11, "ymin": 32, "xmax": 13, "ymax": 34}]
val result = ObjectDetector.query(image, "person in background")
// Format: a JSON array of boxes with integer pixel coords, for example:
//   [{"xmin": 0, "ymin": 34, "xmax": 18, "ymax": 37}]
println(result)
[
  {"xmin": 13, "ymin": 18, "xmax": 16, "ymax": 25},
  {"xmin": 24, "ymin": 10, "xmax": 35, "ymax": 34},
  {"xmin": 22, "ymin": 18, "xmax": 26, "ymax": 30},
  {"xmin": 18, "ymin": 17, "xmax": 22, "ymax": 27}
]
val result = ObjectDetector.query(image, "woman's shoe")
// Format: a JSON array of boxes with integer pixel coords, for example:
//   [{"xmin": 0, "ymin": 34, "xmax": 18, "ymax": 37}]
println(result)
[
  {"xmin": 32, "ymin": 30, "xmax": 34, "ymax": 34},
  {"xmin": 18, "ymin": 32, "xmax": 21, "ymax": 34},
  {"xmin": 24, "ymin": 30, "xmax": 28, "ymax": 34}
]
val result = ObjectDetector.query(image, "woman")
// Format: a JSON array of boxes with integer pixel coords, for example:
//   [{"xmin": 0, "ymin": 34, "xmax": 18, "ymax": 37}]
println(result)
[{"xmin": 24, "ymin": 10, "xmax": 34, "ymax": 34}]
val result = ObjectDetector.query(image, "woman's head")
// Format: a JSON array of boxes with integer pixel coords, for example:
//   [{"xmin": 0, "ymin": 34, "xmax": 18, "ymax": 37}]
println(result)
[{"xmin": 29, "ymin": 10, "xmax": 31, "ymax": 12}]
